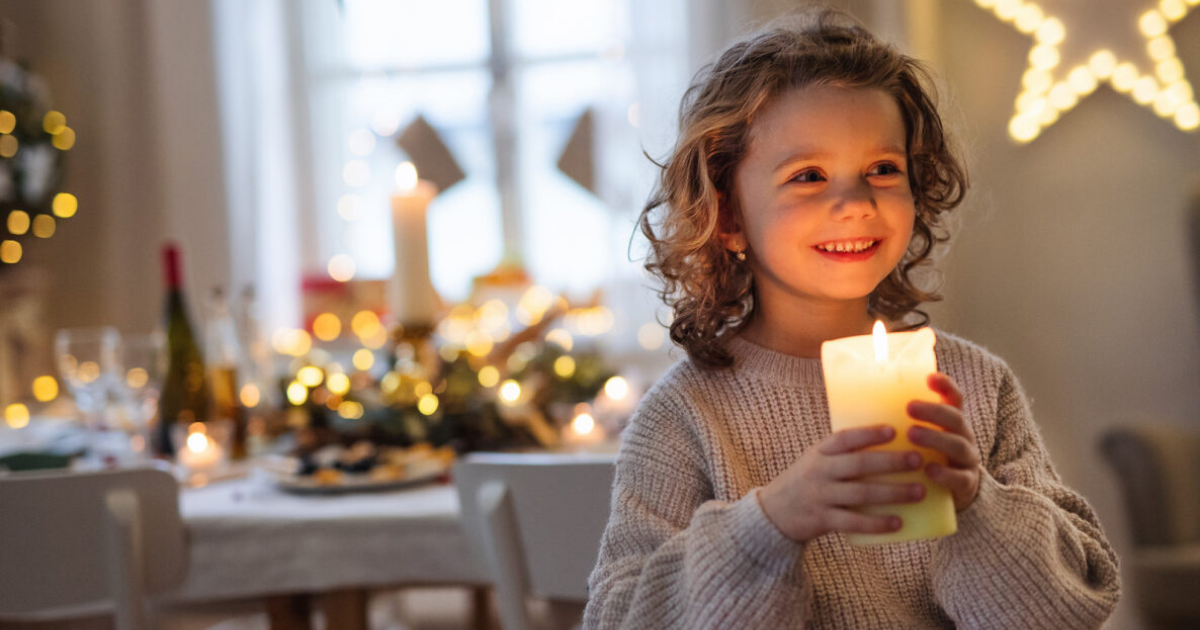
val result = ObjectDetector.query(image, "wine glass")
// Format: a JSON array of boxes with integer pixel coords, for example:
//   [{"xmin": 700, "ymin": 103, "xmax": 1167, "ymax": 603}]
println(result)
[
  {"xmin": 115, "ymin": 332, "xmax": 166, "ymax": 456},
  {"xmin": 55, "ymin": 327, "xmax": 121, "ymax": 431}
]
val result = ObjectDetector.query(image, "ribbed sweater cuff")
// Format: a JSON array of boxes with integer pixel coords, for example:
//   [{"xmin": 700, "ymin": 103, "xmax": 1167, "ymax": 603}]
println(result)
[{"xmin": 726, "ymin": 489, "xmax": 806, "ymax": 582}]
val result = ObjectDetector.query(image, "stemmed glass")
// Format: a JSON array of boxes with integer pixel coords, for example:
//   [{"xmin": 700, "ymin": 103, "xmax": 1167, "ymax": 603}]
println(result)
[
  {"xmin": 54, "ymin": 327, "xmax": 121, "ymax": 431},
  {"xmin": 115, "ymin": 332, "xmax": 166, "ymax": 455}
]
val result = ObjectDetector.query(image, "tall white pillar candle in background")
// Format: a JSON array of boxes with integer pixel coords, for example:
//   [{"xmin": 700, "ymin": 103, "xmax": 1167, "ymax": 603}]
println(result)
[
  {"xmin": 390, "ymin": 162, "xmax": 441, "ymax": 326},
  {"xmin": 821, "ymin": 322, "xmax": 956, "ymax": 545}
]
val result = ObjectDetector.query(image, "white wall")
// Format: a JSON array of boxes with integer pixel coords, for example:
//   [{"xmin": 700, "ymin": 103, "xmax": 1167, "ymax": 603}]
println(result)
[{"xmin": 0, "ymin": 0, "xmax": 228, "ymax": 353}]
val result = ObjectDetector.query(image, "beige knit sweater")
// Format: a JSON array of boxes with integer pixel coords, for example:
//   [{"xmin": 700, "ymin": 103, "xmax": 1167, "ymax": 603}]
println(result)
[{"xmin": 583, "ymin": 330, "xmax": 1120, "ymax": 629}]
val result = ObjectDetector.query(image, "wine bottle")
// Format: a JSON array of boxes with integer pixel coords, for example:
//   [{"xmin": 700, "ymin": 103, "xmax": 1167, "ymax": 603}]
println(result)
[
  {"xmin": 206, "ymin": 287, "xmax": 247, "ymax": 460},
  {"xmin": 155, "ymin": 243, "xmax": 210, "ymax": 457}
]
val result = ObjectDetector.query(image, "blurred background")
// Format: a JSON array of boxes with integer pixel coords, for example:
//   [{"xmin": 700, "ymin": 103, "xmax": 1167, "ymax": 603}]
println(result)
[{"xmin": 1, "ymin": 1, "xmax": 1198, "ymax": 628}]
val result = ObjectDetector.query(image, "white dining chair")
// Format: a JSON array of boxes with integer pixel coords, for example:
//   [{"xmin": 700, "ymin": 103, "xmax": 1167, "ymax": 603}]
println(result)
[
  {"xmin": 0, "ymin": 466, "xmax": 187, "ymax": 630},
  {"xmin": 454, "ymin": 452, "xmax": 616, "ymax": 630}
]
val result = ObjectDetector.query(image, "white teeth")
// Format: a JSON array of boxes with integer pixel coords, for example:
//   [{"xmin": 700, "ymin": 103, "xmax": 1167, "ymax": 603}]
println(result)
[{"xmin": 818, "ymin": 240, "xmax": 876, "ymax": 253}]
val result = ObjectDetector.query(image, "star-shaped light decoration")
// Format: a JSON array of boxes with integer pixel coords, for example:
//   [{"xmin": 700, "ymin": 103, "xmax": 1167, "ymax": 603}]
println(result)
[{"xmin": 972, "ymin": 0, "xmax": 1199, "ymax": 143}]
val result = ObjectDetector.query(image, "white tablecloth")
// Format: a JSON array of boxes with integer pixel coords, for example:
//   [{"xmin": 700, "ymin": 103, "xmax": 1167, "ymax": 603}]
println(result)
[{"xmin": 168, "ymin": 475, "xmax": 489, "ymax": 602}]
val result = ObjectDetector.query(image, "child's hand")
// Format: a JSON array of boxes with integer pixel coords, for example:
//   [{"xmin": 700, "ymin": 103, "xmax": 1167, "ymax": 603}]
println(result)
[
  {"xmin": 906, "ymin": 373, "xmax": 981, "ymax": 512},
  {"xmin": 758, "ymin": 425, "xmax": 926, "ymax": 543}
]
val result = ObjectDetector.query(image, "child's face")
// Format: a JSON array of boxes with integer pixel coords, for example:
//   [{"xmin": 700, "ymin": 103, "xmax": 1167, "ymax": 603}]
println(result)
[{"xmin": 728, "ymin": 84, "xmax": 915, "ymax": 309}]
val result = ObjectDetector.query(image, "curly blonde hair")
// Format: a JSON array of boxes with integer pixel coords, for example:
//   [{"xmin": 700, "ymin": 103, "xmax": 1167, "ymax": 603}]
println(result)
[{"xmin": 640, "ymin": 7, "xmax": 967, "ymax": 369}]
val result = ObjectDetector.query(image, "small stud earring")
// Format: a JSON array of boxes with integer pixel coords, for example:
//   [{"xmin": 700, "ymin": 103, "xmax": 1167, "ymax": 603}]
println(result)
[{"xmin": 735, "ymin": 249, "xmax": 746, "ymax": 261}]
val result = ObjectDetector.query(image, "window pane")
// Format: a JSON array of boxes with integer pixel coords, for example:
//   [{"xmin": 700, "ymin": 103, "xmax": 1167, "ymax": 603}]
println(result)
[
  {"xmin": 308, "ymin": 70, "xmax": 502, "ymax": 300},
  {"xmin": 342, "ymin": 0, "xmax": 491, "ymax": 67},
  {"xmin": 516, "ymin": 60, "xmax": 638, "ymax": 296},
  {"xmin": 510, "ymin": 0, "xmax": 627, "ymax": 58}
]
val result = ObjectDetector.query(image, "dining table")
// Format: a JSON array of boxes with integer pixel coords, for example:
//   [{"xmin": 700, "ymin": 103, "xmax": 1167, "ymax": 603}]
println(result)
[{"xmin": 166, "ymin": 471, "xmax": 492, "ymax": 630}]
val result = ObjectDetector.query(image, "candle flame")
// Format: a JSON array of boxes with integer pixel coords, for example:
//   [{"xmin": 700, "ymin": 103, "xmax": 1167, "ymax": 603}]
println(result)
[
  {"xmin": 872, "ymin": 320, "xmax": 888, "ymax": 364},
  {"xmin": 186, "ymin": 431, "xmax": 209, "ymax": 453},
  {"xmin": 395, "ymin": 161, "xmax": 418, "ymax": 193}
]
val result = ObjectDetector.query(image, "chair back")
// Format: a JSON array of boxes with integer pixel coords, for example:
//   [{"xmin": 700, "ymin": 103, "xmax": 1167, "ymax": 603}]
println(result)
[
  {"xmin": 0, "ymin": 466, "xmax": 186, "ymax": 628},
  {"xmin": 455, "ymin": 452, "xmax": 615, "ymax": 630},
  {"xmin": 1099, "ymin": 425, "xmax": 1200, "ymax": 546}
]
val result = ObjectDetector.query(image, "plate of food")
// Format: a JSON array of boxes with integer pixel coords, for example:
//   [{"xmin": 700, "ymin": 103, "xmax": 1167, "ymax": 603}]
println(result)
[{"xmin": 266, "ymin": 442, "xmax": 456, "ymax": 495}]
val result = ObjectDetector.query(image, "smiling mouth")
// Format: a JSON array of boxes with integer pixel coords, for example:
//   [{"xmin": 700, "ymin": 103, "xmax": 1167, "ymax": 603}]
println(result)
[{"xmin": 813, "ymin": 239, "xmax": 880, "ymax": 253}]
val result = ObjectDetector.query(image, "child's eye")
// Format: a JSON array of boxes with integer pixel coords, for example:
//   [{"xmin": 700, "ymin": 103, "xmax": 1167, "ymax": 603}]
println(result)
[
  {"xmin": 869, "ymin": 162, "xmax": 903, "ymax": 177},
  {"xmin": 790, "ymin": 170, "xmax": 825, "ymax": 184}
]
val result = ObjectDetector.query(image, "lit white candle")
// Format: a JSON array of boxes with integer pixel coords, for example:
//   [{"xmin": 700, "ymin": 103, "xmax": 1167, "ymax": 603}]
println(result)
[
  {"xmin": 177, "ymin": 424, "xmax": 224, "ymax": 471},
  {"xmin": 389, "ymin": 162, "xmax": 442, "ymax": 327},
  {"xmin": 821, "ymin": 322, "xmax": 956, "ymax": 545}
]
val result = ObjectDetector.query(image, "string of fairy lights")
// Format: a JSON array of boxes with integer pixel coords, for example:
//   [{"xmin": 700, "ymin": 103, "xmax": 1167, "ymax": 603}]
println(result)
[
  {"xmin": 972, "ymin": 0, "xmax": 1199, "ymax": 143},
  {"xmin": 1, "ymin": 108, "xmax": 78, "ymax": 265}
]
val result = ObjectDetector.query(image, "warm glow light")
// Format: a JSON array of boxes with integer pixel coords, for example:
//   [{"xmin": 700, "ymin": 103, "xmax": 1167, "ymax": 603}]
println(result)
[
  {"xmin": 126, "ymin": 367, "xmax": 149, "ymax": 389},
  {"xmin": 7, "ymin": 210, "xmax": 29, "ymax": 235},
  {"xmin": 1029, "ymin": 44, "xmax": 1060, "ymax": 70},
  {"xmin": 995, "ymin": 0, "xmax": 1021, "ymax": 21},
  {"xmin": 872, "ymin": 320, "xmax": 888, "ymax": 364},
  {"xmin": 31, "ymin": 215, "xmax": 55, "ymax": 238},
  {"xmin": 5, "ymin": 403, "xmax": 29, "ymax": 429},
  {"xmin": 638, "ymin": 323, "xmax": 665, "ymax": 350},
  {"xmin": 417, "ymin": 393, "xmax": 439, "ymax": 416},
  {"xmin": 273, "ymin": 328, "xmax": 313, "ymax": 357},
  {"xmin": 1139, "ymin": 10, "xmax": 1168, "ymax": 37},
  {"xmin": 78, "ymin": 361, "xmax": 100, "ymax": 384},
  {"xmin": 313, "ymin": 313, "xmax": 342, "ymax": 341},
  {"xmin": 604, "ymin": 376, "xmax": 629, "ymax": 401},
  {"xmin": 1157, "ymin": 58, "xmax": 1184, "ymax": 83},
  {"xmin": 571, "ymin": 413, "xmax": 596, "ymax": 436},
  {"xmin": 1133, "ymin": 76, "xmax": 1160, "ymax": 104},
  {"xmin": 395, "ymin": 161, "xmax": 418, "ymax": 193},
  {"xmin": 380, "ymin": 372, "xmax": 401, "ymax": 394},
  {"xmin": 362, "ymin": 327, "xmax": 388, "ymax": 350},
  {"xmin": 240, "ymin": 383, "xmax": 261, "ymax": 408},
  {"xmin": 1112, "ymin": 63, "xmax": 1140, "ymax": 92},
  {"xmin": 351, "ymin": 310, "xmax": 382, "ymax": 339},
  {"xmin": 0, "ymin": 240, "xmax": 21, "ymax": 264},
  {"xmin": 414, "ymin": 381, "xmax": 433, "ymax": 397},
  {"xmin": 1088, "ymin": 50, "xmax": 1118, "ymax": 78},
  {"xmin": 1161, "ymin": 0, "xmax": 1188, "ymax": 20},
  {"xmin": 352, "ymin": 348, "xmax": 375, "ymax": 371},
  {"xmin": 0, "ymin": 134, "xmax": 18, "ymax": 158},
  {"xmin": 465, "ymin": 330, "xmax": 494, "ymax": 357},
  {"xmin": 337, "ymin": 400, "xmax": 364, "ymax": 419},
  {"xmin": 0, "ymin": 110, "xmax": 14, "ymax": 134},
  {"xmin": 554, "ymin": 355, "xmax": 576, "ymax": 378},
  {"xmin": 478, "ymin": 365, "xmax": 500, "ymax": 388},
  {"xmin": 1033, "ymin": 16, "xmax": 1064, "ymax": 43},
  {"xmin": 297, "ymin": 366, "xmax": 324, "ymax": 388},
  {"xmin": 1022, "ymin": 68, "xmax": 1052, "ymax": 93},
  {"xmin": 43, "ymin": 111, "xmax": 66, "ymax": 134},
  {"xmin": 32, "ymin": 376, "xmax": 58, "ymax": 402},
  {"xmin": 186, "ymin": 431, "xmax": 209, "ymax": 453},
  {"xmin": 499, "ymin": 380, "xmax": 522, "ymax": 404},
  {"xmin": 516, "ymin": 286, "xmax": 554, "ymax": 325},
  {"xmin": 328, "ymin": 254, "xmax": 356, "ymax": 282},
  {"xmin": 1176, "ymin": 102, "xmax": 1200, "ymax": 130},
  {"xmin": 370, "ymin": 108, "xmax": 400, "ymax": 136},
  {"xmin": 52, "ymin": 128, "xmax": 75, "ymax": 151},
  {"xmin": 287, "ymin": 381, "xmax": 308, "ymax": 406},
  {"xmin": 1015, "ymin": 5, "xmax": 1044, "ymax": 33},
  {"xmin": 52, "ymin": 193, "xmax": 78, "ymax": 218},
  {"xmin": 326, "ymin": 372, "xmax": 351, "ymax": 396},
  {"xmin": 1048, "ymin": 83, "xmax": 1078, "ymax": 109},
  {"xmin": 343, "ymin": 160, "xmax": 370, "ymax": 187},
  {"xmin": 1067, "ymin": 67, "xmax": 1098, "ymax": 94},
  {"xmin": 545, "ymin": 328, "xmax": 574, "ymax": 352},
  {"xmin": 1147, "ymin": 36, "xmax": 1175, "ymax": 61}
]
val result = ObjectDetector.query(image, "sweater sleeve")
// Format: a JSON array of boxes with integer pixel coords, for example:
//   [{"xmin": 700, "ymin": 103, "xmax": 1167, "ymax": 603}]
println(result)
[
  {"xmin": 582, "ymin": 388, "xmax": 811, "ymax": 629},
  {"xmin": 930, "ymin": 362, "xmax": 1121, "ymax": 629}
]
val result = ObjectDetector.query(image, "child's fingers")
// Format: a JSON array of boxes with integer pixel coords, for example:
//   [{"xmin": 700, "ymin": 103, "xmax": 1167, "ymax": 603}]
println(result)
[
  {"xmin": 824, "ymin": 480, "xmax": 924, "ymax": 506},
  {"xmin": 825, "ymin": 450, "xmax": 922, "ymax": 480},
  {"xmin": 906, "ymin": 400, "xmax": 973, "ymax": 440},
  {"xmin": 909, "ymin": 426, "xmax": 980, "ymax": 468},
  {"xmin": 818, "ymin": 425, "xmax": 895, "ymax": 455},
  {"xmin": 927, "ymin": 373, "xmax": 963, "ymax": 409},
  {"xmin": 925, "ymin": 462, "xmax": 975, "ymax": 492},
  {"xmin": 826, "ymin": 508, "xmax": 901, "ymax": 534}
]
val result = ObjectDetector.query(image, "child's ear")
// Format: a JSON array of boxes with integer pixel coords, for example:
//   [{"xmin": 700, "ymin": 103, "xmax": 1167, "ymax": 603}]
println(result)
[{"xmin": 716, "ymin": 192, "xmax": 746, "ymax": 252}]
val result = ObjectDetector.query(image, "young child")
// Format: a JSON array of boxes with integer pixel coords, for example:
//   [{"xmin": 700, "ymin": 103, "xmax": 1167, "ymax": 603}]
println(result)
[{"xmin": 583, "ymin": 8, "xmax": 1120, "ymax": 629}]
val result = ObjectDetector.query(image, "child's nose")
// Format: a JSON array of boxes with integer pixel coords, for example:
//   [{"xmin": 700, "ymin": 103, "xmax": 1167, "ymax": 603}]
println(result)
[{"xmin": 830, "ymin": 181, "xmax": 878, "ymax": 220}]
